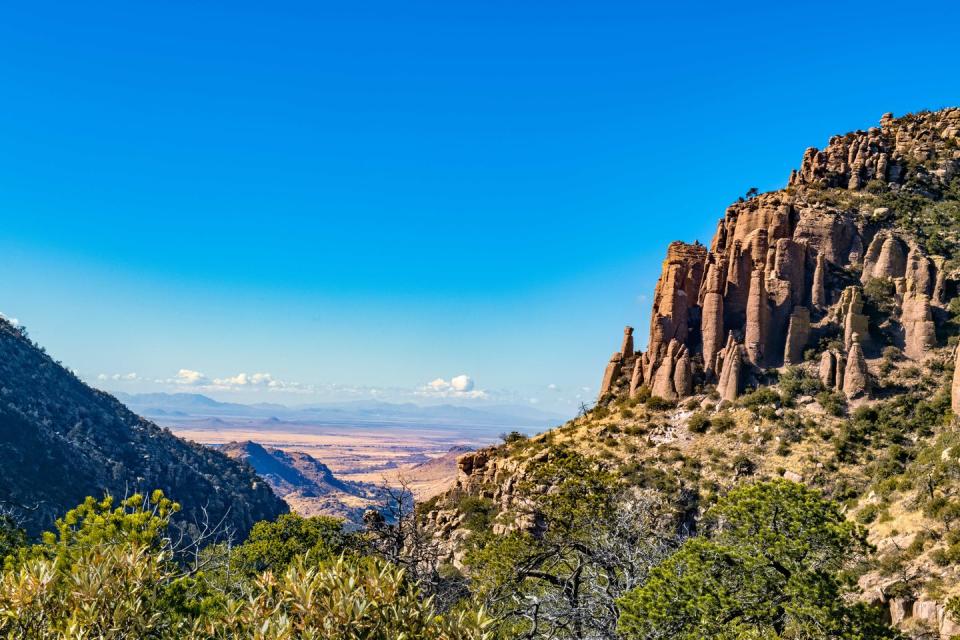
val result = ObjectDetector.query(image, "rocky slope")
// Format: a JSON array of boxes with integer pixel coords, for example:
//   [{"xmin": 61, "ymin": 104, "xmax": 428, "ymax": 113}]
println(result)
[
  {"xmin": 0, "ymin": 318, "xmax": 288, "ymax": 538},
  {"xmin": 219, "ymin": 441, "xmax": 387, "ymax": 524},
  {"xmin": 428, "ymin": 108, "xmax": 960, "ymax": 638}
]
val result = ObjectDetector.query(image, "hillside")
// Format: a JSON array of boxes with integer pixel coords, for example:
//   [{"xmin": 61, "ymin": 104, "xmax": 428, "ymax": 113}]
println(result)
[
  {"xmin": 219, "ymin": 441, "xmax": 388, "ymax": 523},
  {"xmin": 0, "ymin": 318, "xmax": 288, "ymax": 538},
  {"xmin": 427, "ymin": 108, "xmax": 960, "ymax": 638}
]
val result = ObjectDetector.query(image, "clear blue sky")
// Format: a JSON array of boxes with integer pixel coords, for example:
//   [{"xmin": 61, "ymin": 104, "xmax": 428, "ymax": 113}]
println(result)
[{"xmin": 1, "ymin": 1, "xmax": 958, "ymax": 414}]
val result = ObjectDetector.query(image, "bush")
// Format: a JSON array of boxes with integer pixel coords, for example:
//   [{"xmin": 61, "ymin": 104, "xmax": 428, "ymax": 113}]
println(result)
[
  {"xmin": 0, "ymin": 493, "xmax": 494, "ymax": 640},
  {"xmin": 738, "ymin": 387, "xmax": 781, "ymax": 412},
  {"xmin": 646, "ymin": 395, "xmax": 676, "ymax": 411},
  {"xmin": 779, "ymin": 367, "xmax": 823, "ymax": 401},
  {"xmin": 687, "ymin": 413, "xmax": 710, "ymax": 434},
  {"xmin": 711, "ymin": 413, "xmax": 736, "ymax": 434},
  {"xmin": 501, "ymin": 431, "xmax": 528, "ymax": 445},
  {"xmin": 732, "ymin": 454, "xmax": 756, "ymax": 477},
  {"xmin": 817, "ymin": 391, "xmax": 847, "ymax": 417}
]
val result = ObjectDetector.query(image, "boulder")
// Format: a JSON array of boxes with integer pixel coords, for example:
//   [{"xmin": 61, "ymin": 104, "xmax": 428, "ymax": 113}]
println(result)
[
  {"xmin": 872, "ymin": 233, "xmax": 907, "ymax": 281},
  {"xmin": 943, "ymin": 605, "xmax": 960, "ymax": 639},
  {"xmin": 913, "ymin": 600, "xmax": 939, "ymax": 626}
]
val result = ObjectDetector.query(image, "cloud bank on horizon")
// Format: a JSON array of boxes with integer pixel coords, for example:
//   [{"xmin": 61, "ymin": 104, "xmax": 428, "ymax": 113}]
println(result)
[{"xmin": 90, "ymin": 365, "xmax": 587, "ymax": 412}]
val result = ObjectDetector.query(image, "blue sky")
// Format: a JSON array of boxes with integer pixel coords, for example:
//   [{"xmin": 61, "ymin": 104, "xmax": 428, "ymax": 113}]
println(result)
[{"xmin": 1, "ymin": 1, "xmax": 958, "ymax": 414}]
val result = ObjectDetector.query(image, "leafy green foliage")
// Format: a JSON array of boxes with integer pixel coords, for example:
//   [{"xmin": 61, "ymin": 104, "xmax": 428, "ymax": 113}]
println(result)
[
  {"xmin": 228, "ymin": 513, "xmax": 353, "ymax": 577},
  {"xmin": 618, "ymin": 481, "xmax": 900, "ymax": 639},
  {"xmin": 205, "ymin": 556, "xmax": 492, "ymax": 640},
  {"xmin": 0, "ymin": 492, "xmax": 492, "ymax": 640}
]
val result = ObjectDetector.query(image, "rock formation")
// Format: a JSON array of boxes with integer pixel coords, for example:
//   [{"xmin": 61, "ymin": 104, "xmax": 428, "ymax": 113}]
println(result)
[
  {"xmin": 597, "ymin": 351, "xmax": 622, "ymax": 400},
  {"xmin": 745, "ymin": 268, "xmax": 769, "ymax": 366},
  {"xmin": 651, "ymin": 340, "xmax": 692, "ymax": 400},
  {"xmin": 620, "ymin": 326, "xmax": 634, "ymax": 360},
  {"xmin": 596, "ymin": 109, "xmax": 960, "ymax": 407},
  {"xmin": 843, "ymin": 337, "xmax": 870, "ymax": 399},
  {"xmin": 716, "ymin": 334, "xmax": 743, "ymax": 402},
  {"xmin": 838, "ymin": 287, "xmax": 869, "ymax": 350},
  {"xmin": 902, "ymin": 286, "xmax": 936, "ymax": 360},
  {"xmin": 862, "ymin": 232, "xmax": 906, "ymax": 283},
  {"xmin": 783, "ymin": 306, "xmax": 811, "ymax": 365},
  {"xmin": 700, "ymin": 258, "xmax": 726, "ymax": 373},
  {"xmin": 811, "ymin": 252, "xmax": 828, "ymax": 310},
  {"xmin": 648, "ymin": 242, "xmax": 707, "ymax": 359},
  {"xmin": 819, "ymin": 350, "xmax": 837, "ymax": 388}
]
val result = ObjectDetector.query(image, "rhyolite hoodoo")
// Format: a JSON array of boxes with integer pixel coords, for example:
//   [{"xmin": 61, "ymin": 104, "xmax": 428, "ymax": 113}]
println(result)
[{"xmin": 598, "ymin": 109, "xmax": 958, "ymax": 405}]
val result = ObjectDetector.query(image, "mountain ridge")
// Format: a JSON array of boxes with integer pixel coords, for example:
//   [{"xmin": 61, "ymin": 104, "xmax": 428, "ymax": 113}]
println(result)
[{"xmin": 0, "ymin": 319, "xmax": 288, "ymax": 538}]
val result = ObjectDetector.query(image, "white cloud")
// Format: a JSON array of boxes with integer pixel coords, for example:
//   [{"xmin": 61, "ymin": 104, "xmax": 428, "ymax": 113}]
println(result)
[
  {"xmin": 427, "ymin": 377, "xmax": 450, "ymax": 391},
  {"xmin": 98, "ymin": 372, "xmax": 139, "ymax": 382},
  {"xmin": 172, "ymin": 369, "xmax": 210, "ymax": 386},
  {"xmin": 547, "ymin": 383, "xmax": 558, "ymax": 390},
  {"xmin": 161, "ymin": 370, "xmax": 311, "ymax": 394},
  {"xmin": 450, "ymin": 374, "xmax": 474, "ymax": 392},
  {"xmin": 213, "ymin": 372, "xmax": 277, "ymax": 387},
  {"xmin": 418, "ymin": 374, "xmax": 487, "ymax": 399}
]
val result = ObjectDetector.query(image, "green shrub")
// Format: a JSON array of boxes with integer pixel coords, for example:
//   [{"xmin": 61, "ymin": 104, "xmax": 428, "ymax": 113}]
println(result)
[
  {"xmin": 646, "ymin": 395, "xmax": 676, "ymax": 411},
  {"xmin": 712, "ymin": 413, "xmax": 736, "ymax": 433},
  {"xmin": 817, "ymin": 390, "xmax": 847, "ymax": 417},
  {"xmin": 687, "ymin": 413, "xmax": 710, "ymax": 434}
]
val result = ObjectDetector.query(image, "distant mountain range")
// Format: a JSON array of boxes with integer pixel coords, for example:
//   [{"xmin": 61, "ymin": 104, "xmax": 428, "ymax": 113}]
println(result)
[{"xmin": 115, "ymin": 392, "xmax": 566, "ymax": 436}]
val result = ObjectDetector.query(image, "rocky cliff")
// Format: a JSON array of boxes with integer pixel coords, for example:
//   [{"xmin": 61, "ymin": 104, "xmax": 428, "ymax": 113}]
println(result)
[
  {"xmin": 598, "ymin": 108, "xmax": 960, "ymax": 407},
  {"xmin": 429, "ymin": 108, "xmax": 960, "ymax": 639}
]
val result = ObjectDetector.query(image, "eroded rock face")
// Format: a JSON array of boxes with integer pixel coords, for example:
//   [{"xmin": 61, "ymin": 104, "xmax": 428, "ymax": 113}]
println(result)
[
  {"xmin": 598, "ymin": 110, "xmax": 959, "ymax": 405},
  {"xmin": 863, "ymin": 233, "xmax": 907, "ymax": 282},
  {"xmin": 649, "ymin": 242, "xmax": 708, "ymax": 360}
]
